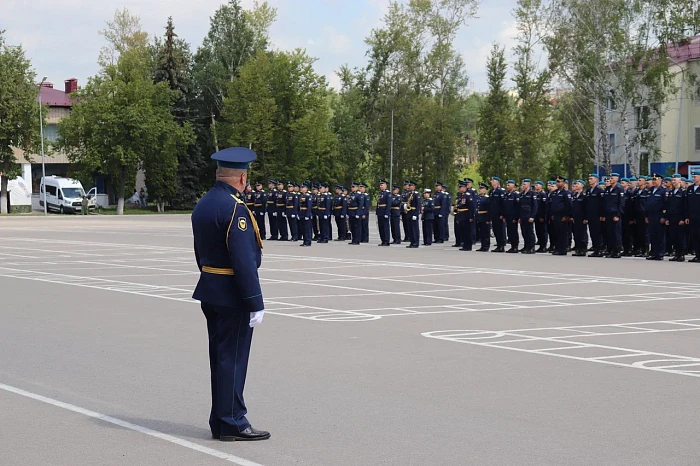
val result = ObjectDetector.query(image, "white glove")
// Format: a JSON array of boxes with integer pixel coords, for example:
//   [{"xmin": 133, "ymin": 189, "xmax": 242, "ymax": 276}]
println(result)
[
  {"xmin": 384, "ymin": 215, "xmax": 389, "ymax": 219},
  {"xmin": 356, "ymin": 215, "xmax": 360, "ymax": 219},
  {"xmin": 412, "ymin": 216, "xmax": 417, "ymax": 221},
  {"xmin": 340, "ymin": 215, "xmax": 345, "ymax": 219},
  {"xmin": 305, "ymin": 217, "xmax": 310, "ymax": 220},
  {"xmin": 249, "ymin": 310, "xmax": 264, "ymax": 327},
  {"xmin": 273, "ymin": 212, "xmax": 277, "ymax": 217},
  {"xmin": 292, "ymin": 214, "xmax": 296, "ymax": 219},
  {"xmin": 282, "ymin": 213, "xmax": 286, "ymax": 217},
  {"xmin": 438, "ymin": 214, "xmax": 443, "ymax": 218},
  {"xmin": 323, "ymin": 215, "xmax": 327, "ymax": 219}
]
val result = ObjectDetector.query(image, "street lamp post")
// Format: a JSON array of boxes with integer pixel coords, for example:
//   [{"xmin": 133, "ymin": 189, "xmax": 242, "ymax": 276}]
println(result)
[
  {"xmin": 38, "ymin": 76, "xmax": 47, "ymax": 215},
  {"xmin": 390, "ymin": 108, "xmax": 394, "ymax": 189}
]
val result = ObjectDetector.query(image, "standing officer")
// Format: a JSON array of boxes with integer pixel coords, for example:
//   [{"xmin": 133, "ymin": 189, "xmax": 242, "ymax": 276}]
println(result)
[
  {"xmin": 452, "ymin": 181, "xmax": 463, "ymax": 248},
  {"xmin": 401, "ymin": 180, "xmax": 410, "ymax": 242},
  {"xmin": 465, "ymin": 179, "xmax": 478, "ymax": 245},
  {"xmin": 603, "ymin": 173, "xmax": 625, "ymax": 258},
  {"xmin": 476, "ymin": 182, "xmax": 491, "ymax": 252},
  {"xmin": 433, "ymin": 182, "xmax": 444, "ymax": 243},
  {"xmin": 253, "ymin": 182, "xmax": 267, "ymax": 239},
  {"xmin": 646, "ymin": 173, "xmax": 668, "ymax": 260},
  {"xmin": 275, "ymin": 181, "xmax": 288, "ymax": 241},
  {"xmin": 571, "ymin": 180, "xmax": 588, "ymax": 256},
  {"xmin": 343, "ymin": 187, "xmax": 352, "ymax": 240},
  {"xmin": 359, "ymin": 183, "xmax": 370, "ymax": 243},
  {"xmin": 285, "ymin": 182, "xmax": 299, "ymax": 241},
  {"xmin": 348, "ymin": 182, "xmax": 362, "ymax": 245},
  {"xmin": 455, "ymin": 180, "xmax": 474, "ymax": 251},
  {"xmin": 687, "ymin": 170, "xmax": 700, "ymax": 262},
  {"xmin": 442, "ymin": 183, "xmax": 451, "ymax": 242},
  {"xmin": 422, "ymin": 188, "xmax": 435, "ymax": 246},
  {"xmin": 534, "ymin": 181, "xmax": 548, "ymax": 252},
  {"xmin": 191, "ymin": 147, "xmax": 269, "ymax": 442},
  {"xmin": 390, "ymin": 185, "xmax": 403, "ymax": 244},
  {"xmin": 377, "ymin": 179, "xmax": 392, "ymax": 246},
  {"xmin": 519, "ymin": 179, "xmax": 538, "ymax": 254},
  {"xmin": 405, "ymin": 181, "xmax": 420, "ymax": 248},
  {"xmin": 622, "ymin": 177, "xmax": 637, "ymax": 256},
  {"xmin": 550, "ymin": 176, "xmax": 573, "ymax": 256},
  {"xmin": 311, "ymin": 184, "xmax": 320, "ymax": 241},
  {"xmin": 490, "ymin": 177, "xmax": 507, "ymax": 252},
  {"xmin": 633, "ymin": 176, "xmax": 649, "ymax": 256},
  {"xmin": 583, "ymin": 174, "xmax": 604, "ymax": 257},
  {"xmin": 503, "ymin": 180, "xmax": 520, "ymax": 253},
  {"xmin": 298, "ymin": 182, "xmax": 313, "ymax": 247},
  {"xmin": 667, "ymin": 174, "xmax": 687, "ymax": 261},
  {"xmin": 333, "ymin": 185, "xmax": 347, "ymax": 241},
  {"xmin": 318, "ymin": 183, "xmax": 332, "ymax": 243},
  {"xmin": 266, "ymin": 180, "xmax": 278, "ymax": 240},
  {"xmin": 546, "ymin": 181, "xmax": 557, "ymax": 252}
]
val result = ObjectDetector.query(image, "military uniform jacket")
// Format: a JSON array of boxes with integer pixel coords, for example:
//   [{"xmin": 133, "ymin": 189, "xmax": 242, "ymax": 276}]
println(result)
[
  {"xmin": 405, "ymin": 191, "xmax": 419, "ymax": 215},
  {"xmin": 489, "ymin": 187, "xmax": 506, "ymax": 219},
  {"xmin": 535, "ymin": 192, "xmax": 547, "ymax": 220},
  {"xmin": 477, "ymin": 195, "xmax": 490, "ymax": 222},
  {"xmin": 442, "ymin": 192, "xmax": 451, "ymax": 217},
  {"xmin": 312, "ymin": 193, "xmax": 319, "ymax": 217},
  {"xmin": 633, "ymin": 187, "xmax": 648, "ymax": 215},
  {"xmin": 285, "ymin": 191, "xmax": 299, "ymax": 217},
  {"xmin": 455, "ymin": 191, "xmax": 474, "ymax": 221},
  {"xmin": 348, "ymin": 192, "xmax": 361, "ymax": 216},
  {"xmin": 401, "ymin": 190, "xmax": 410, "ymax": 213},
  {"xmin": 275, "ymin": 190, "xmax": 286, "ymax": 213},
  {"xmin": 603, "ymin": 185, "xmax": 625, "ymax": 215},
  {"xmin": 333, "ymin": 194, "xmax": 347, "ymax": 217},
  {"xmin": 583, "ymin": 186, "xmax": 604, "ymax": 220},
  {"xmin": 299, "ymin": 193, "xmax": 313, "ymax": 219},
  {"xmin": 646, "ymin": 187, "xmax": 668, "ymax": 214},
  {"xmin": 422, "ymin": 198, "xmax": 435, "ymax": 220},
  {"xmin": 361, "ymin": 192, "xmax": 370, "ymax": 216},
  {"xmin": 550, "ymin": 189, "xmax": 573, "ymax": 217},
  {"xmin": 433, "ymin": 192, "xmax": 443, "ymax": 217},
  {"xmin": 192, "ymin": 181, "xmax": 264, "ymax": 312},
  {"xmin": 504, "ymin": 191, "xmax": 521, "ymax": 221},
  {"xmin": 376, "ymin": 190, "xmax": 391, "ymax": 217},
  {"xmin": 666, "ymin": 188, "xmax": 687, "ymax": 218},
  {"xmin": 253, "ymin": 190, "xmax": 267, "ymax": 214},
  {"xmin": 624, "ymin": 188, "xmax": 636, "ymax": 218},
  {"xmin": 317, "ymin": 193, "xmax": 331, "ymax": 217},
  {"xmin": 572, "ymin": 192, "xmax": 585, "ymax": 220},
  {"xmin": 245, "ymin": 191, "xmax": 254, "ymax": 209},
  {"xmin": 266, "ymin": 188, "xmax": 277, "ymax": 214},
  {"xmin": 687, "ymin": 184, "xmax": 700, "ymax": 220},
  {"xmin": 519, "ymin": 189, "xmax": 538, "ymax": 220},
  {"xmin": 390, "ymin": 193, "xmax": 402, "ymax": 217}
]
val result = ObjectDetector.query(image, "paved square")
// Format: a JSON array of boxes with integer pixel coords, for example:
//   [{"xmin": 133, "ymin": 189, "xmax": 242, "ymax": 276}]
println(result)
[{"xmin": 2, "ymin": 215, "xmax": 700, "ymax": 465}]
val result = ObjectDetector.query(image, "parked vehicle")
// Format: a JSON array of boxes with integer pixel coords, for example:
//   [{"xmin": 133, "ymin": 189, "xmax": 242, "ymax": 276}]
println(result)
[{"xmin": 40, "ymin": 176, "xmax": 96, "ymax": 214}]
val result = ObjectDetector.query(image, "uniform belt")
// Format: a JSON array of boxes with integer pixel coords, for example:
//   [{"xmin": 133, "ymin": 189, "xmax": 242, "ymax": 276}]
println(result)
[
  {"xmin": 378, "ymin": 204, "xmax": 387, "ymax": 207},
  {"xmin": 457, "ymin": 208, "xmax": 470, "ymax": 212},
  {"xmin": 348, "ymin": 207, "xmax": 358, "ymax": 210},
  {"xmin": 202, "ymin": 266, "xmax": 234, "ymax": 276},
  {"xmin": 478, "ymin": 210, "xmax": 488, "ymax": 214},
  {"xmin": 300, "ymin": 207, "xmax": 308, "ymax": 210},
  {"xmin": 276, "ymin": 204, "xmax": 285, "ymax": 207},
  {"xmin": 246, "ymin": 203, "xmax": 254, "ymax": 207},
  {"xmin": 334, "ymin": 206, "xmax": 343, "ymax": 209},
  {"xmin": 391, "ymin": 207, "xmax": 400, "ymax": 210},
  {"xmin": 267, "ymin": 201, "xmax": 275, "ymax": 203},
  {"xmin": 286, "ymin": 206, "xmax": 294, "ymax": 209},
  {"xmin": 254, "ymin": 204, "xmax": 263, "ymax": 207}
]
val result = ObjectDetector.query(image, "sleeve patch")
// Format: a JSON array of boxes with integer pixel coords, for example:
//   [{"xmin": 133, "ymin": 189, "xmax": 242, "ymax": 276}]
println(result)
[{"xmin": 238, "ymin": 217, "xmax": 248, "ymax": 231}]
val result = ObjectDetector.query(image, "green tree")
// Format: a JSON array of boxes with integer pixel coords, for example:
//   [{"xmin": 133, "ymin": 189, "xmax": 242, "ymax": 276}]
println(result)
[
  {"xmin": 477, "ymin": 44, "xmax": 515, "ymax": 181},
  {"xmin": 0, "ymin": 31, "xmax": 42, "ymax": 215}
]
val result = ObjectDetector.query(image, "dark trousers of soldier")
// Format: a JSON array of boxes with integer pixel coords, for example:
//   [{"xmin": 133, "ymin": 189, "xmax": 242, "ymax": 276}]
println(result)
[
  {"xmin": 409, "ymin": 217, "xmax": 420, "ymax": 247},
  {"xmin": 202, "ymin": 304, "xmax": 254, "ymax": 437},
  {"xmin": 345, "ymin": 217, "xmax": 352, "ymax": 240},
  {"xmin": 587, "ymin": 219, "xmax": 604, "ymax": 251},
  {"xmin": 622, "ymin": 217, "xmax": 635, "ymax": 253},
  {"xmin": 573, "ymin": 219, "xmax": 588, "ymax": 252},
  {"xmin": 668, "ymin": 216, "xmax": 686, "ymax": 257},
  {"xmin": 520, "ymin": 220, "xmax": 535, "ymax": 249},
  {"xmin": 690, "ymin": 221, "xmax": 700, "ymax": 258},
  {"xmin": 334, "ymin": 215, "xmax": 346, "ymax": 240},
  {"xmin": 390, "ymin": 216, "xmax": 401, "ymax": 243},
  {"xmin": 312, "ymin": 214, "xmax": 319, "ymax": 239},
  {"xmin": 552, "ymin": 215, "xmax": 568, "ymax": 254},
  {"xmin": 648, "ymin": 214, "xmax": 666, "ymax": 258},
  {"xmin": 402, "ymin": 213, "xmax": 410, "ymax": 241},
  {"xmin": 454, "ymin": 218, "xmax": 463, "ymax": 247},
  {"xmin": 267, "ymin": 212, "xmax": 278, "ymax": 239},
  {"xmin": 433, "ymin": 217, "xmax": 443, "ymax": 242},
  {"xmin": 492, "ymin": 218, "xmax": 506, "ymax": 247},
  {"xmin": 286, "ymin": 211, "xmax": 298, "ymax": 240},
  {"xmin": 362, "ymin": 216, "xmax": 370, "ymax": 242},
  {"xmin": 423, "ymin": 219, "xmax": 433, "ymax": 245},
  {"xmin": 605, "ymin": 214, "xmax": 622, "ymax": 252},
  {"xmin": 536, "ymin": 218, "xmax": 548, "ymax": 247},
  {"xmin": 506, "ymin": 220, "xmax": 519, "ymax": 248},
  {"xmin": 634, "ymin": 215, "xmax": 648, "ymax": 253},
  {"xmin": 350, "ymin": 216, "xmax": 361, "ymax": 244},
  {"xmin": 319, "ymin": 215, "xmax": 330, "ymax": 241},
  {"xmin": 301, "ymin": 218, "xmax": 312, "ymax": 245},
  {"xmin": 460, "ymin": 220, "xmax": 473, "ymax": 250},
  {"xmin": 471, "ymin": 219, "xmax": 477, "ymax": 245},
  {"xmin": 666, "ymin": 225, "xmax": 674, "ymax": 255},
  {"xmin": 278, "ymin": 211, "xmax": 289, "ymax": 240},
  {"xmin": 547, "ymin": 219, "xmax": 555, "ymax": 250},
  {"xmin": 443, "ymin": 215, "xmax": 449, "ymax": 241},
  {"xmin": 255, "ymin": 212, "xmax": 266, "ymax": 238},
  {"xmin": 378, "ymin": 215, "xmax": 390, "ymax": 244},
  {"xmin": 478, "ymin": 221, "xmax": 490, "ymax": 248}
]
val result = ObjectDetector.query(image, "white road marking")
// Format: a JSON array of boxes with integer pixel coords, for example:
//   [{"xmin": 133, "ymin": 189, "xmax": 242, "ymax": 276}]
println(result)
[
  {"xmin": 0, "ymin": 383, "xmax": 265, "ymax": 466},
  {"xmin": 422, "ymin": 319, "xmax": 700, "ymax": 379}
]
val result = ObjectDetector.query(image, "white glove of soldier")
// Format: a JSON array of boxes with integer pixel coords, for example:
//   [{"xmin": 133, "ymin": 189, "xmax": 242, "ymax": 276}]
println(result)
[
  {"xmin": 340, "ymin": 215, "xmax": 345, "ymax": 219},
  {"xmin": 273, "ymin": 212, "xmax": 277, "ymax": 217},
  {"xmin": 250, "ymin": 310, "xmax": 264, "ymax": 327},
  {"xmin": 355, "ymin": 215, "xmax": 360, "ymax": 219},
  {"xmin": 412, "ymin": 216, "xmax": 417, "ymax": 221},
  {"xmin": 324, "ymin": 215, "xmax": 328, "ymax": 219},
  {"xmin": 384, "ymin": 215, "xmax": 389, "ymax": 219},
  {"xmin": 291, "ymin": 214, "xmax": 296, "ymax": 219},
  {"xmin": 438, "ymin": 214, "xmax": 443, "ymax": 218}
]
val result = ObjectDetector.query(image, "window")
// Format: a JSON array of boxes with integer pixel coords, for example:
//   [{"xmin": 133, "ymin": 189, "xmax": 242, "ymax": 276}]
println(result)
[
  {"xmin": 609, "ymin": 132, "xmax": 617, "ymax": 156},
  {"xmin": 695, "ymin": 127, "xmax": 700, "ymax": 151},
  {"xmin": 45, "ymin": 185, "xmax": 57, "ymax": 196},
  {"xmin": 44, "ymin": 124, "xmax": 58, "ymax": 143},
  {"xmin": 635, "ymin": 106, "xmax": 650, "ymax": 130},
  {"xmin": 606, "ymin": 89, "xmax": 617, "ymax": 111}
]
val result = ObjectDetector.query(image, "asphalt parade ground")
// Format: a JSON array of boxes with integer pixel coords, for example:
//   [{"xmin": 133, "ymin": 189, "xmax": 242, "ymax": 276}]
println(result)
[{"xmin": 2, "ymin": 215, "xmax": 700, "ymax": 466}]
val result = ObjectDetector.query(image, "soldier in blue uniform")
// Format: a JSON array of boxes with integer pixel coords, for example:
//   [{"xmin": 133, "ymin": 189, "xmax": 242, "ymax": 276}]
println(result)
[
  {"xmin": 503, "ymin": 180, "xmax": 520, "ymax": 253},
  {"xmin": 632, "ymin": 176, "xmax": 649, "ymax": 256},
  {"xmin": 533, "ymin": 181, "xmax": 548, "ymax": 252},
  {"xmin": 489, "ymin": 177, "xmax": 507, "ymax": 252},
  {"xmin": 519, "ymin": 179, "xmax": 538, "ymax": 254},
  {"xmin": 546, "ymin": 181, "xmax": 557, "ymax": 252},
  {"xmin": 422, "ymin": 188, "xmax": 435, "ymax": 246},
  {"xmin": 621, "ymin": 178, "xmax": 637, "ymax": 256},
  {"xmin": 253, "ymin": 182, "xmax": 267, "ymax": 240},
  {"xmin": 571, "ymin": 180, "xmax": 588, "ymax": 256},
  {"xmin": 476, "ymin": 183, "xmax": 491, "ymax": 251},
  {"xmin": 405, "ymin": 181, "xmax": 420, "ymax": 248},
  {"xmin": 284, "ymin": 182, "xmax": 298, "ymax": 241},
  {"xmin": 377, "ymin": 179, "xmax": 392, "ymax": 246},
  {"xmin": 465, "ymin": 178, "xmax": 477, "ymax": 245},
  {"xmin": 317, "ymin": 183, "xmax": 331, "ymax": 243},
  {"xmin": 687, "ymin": 170, "xmax": 700, "ymax": 262},
  {"xmin": 401, "ymin": 180, "xmax": 410, "ymax": 242},
  {"xmin": 663, "ymin": 176, "xmax": 675, "ymax": 256},
  {"xmin": 348, "ymin": 182, "xmax": 362, "ymax": 245},
  {"xmin": 667, "ymin": 174, "xmax": 687, "ymax": 261},
  {"xmin": 333, "ymin": 185, "xmax": 347, "ymax": 241},
  {"xmin": 298, "ymin": 182, "xmax": 313, "ymax": 247},
  {"xmin": 275, "ymin": 181, "xmax": 288, "ymax": 240},
  {"xmin": 452, "ymin": 181, "xmax": 463, "ymax": 248},
  {"xmin": 266, "ymin": 180, "xmax": 278, "ymax": 240},
  {"xmin": 433, "ymin": 182, "xmax": 444, "ymax": 243},
  {"xmin": 550, "ymin": 176, "xmax": 573, "ymax": 255},
  {"xmin": 191, "ymin": 147, "xmax": 270, "ymax": 442},
  {"xmin": 442, "ymin": 183, "xmax": 451, "ymax": 242},
  {"xmin": 454, "ymin": 181, "xmax": 474, "ymax": 251},
  {"xmin": 602, "ymin": 173, "xmax": 625, "ymax": 258},
  {"xmin": 390, "ymin": 185, "xmax": 402, "ymax": 244},
  {"xmin": 583, "ymin": 174, "xmax": 604, "ymax": 257},
  {"xmin": 245, "ymin": 183, "xmax": 254, "ymax": 211},
  {"xmin": 359, "ymin": 183, "xmax": 370, "ymax": 243},
  {"xmin": 645, "ymin": 174, "xmax": 668, "ymax": 260},
  {"xmin": 311, "ymin": 184, "xmax": 320, "ymax": 240}
]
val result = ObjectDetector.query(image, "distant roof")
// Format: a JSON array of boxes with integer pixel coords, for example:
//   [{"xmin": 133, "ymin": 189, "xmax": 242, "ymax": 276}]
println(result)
[
  {"xmin": 666, "ymin": 35, "xmax": 700, "ymax": 65},
  {"xmin": 37, "ymin": 85, "xmax": 72, "ymax": 107}
]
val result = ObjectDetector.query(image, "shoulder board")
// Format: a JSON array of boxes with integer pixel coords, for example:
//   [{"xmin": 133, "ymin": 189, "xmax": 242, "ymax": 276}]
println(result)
[{"xmin": 231, "ymin": 194, "xmax": 244, "ymax": 204}]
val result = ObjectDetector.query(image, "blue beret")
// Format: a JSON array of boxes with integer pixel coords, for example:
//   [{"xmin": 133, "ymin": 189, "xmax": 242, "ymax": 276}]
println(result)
[
  {"xmin": 211, "ymin": 147, "xmax": 256, "ymax": 169},
  {"xmin": 621, "ymin": 177, "xmax": 630, "ymax": 182},
  {"xmin": 548, "ymin": 180, "xmax": 555, "ymax": 185},
  {"xmin": 589, "ymin": 173, "xmax": 599, "ymax": 179},
  {"xmin": 692, "ymin": 170, "xmax": 700, "ymax": 176},
  {"xmin": 598, "ymin": 181, "xmax": 605, "ymax": 186},
  {"xmin": 574, "ymin": 179, "xmax": 584, "ymax": 185},
  {"xmin": 664, "ymin": 176, "xmax": 672, "ymax": 181},
  {"xmin": 673, "ymin": 173, "xmax": 682, "ymax": 179},
  {"xmin": 610, "ymin": 172, "xmax": 620, "ymax": 177},
  {"xmin": 522, "ymin": 178, "xmax": 531, "ymax": 183},
  {"xmin": 536, "ymin": 181, "xmax": 544, "ymax": 186},
  {"xmin": 491, "ymin": 176, "xmax": 501, "ymax": 182},
  {"xmin": 506, "ymin": 180, "xmax": 515, "ymax": 185}
]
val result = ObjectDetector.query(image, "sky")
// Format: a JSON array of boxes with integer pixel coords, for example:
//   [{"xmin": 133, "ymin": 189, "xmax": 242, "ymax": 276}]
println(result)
[{"xmin": 2, "ymin": 0, "xmax": 521, "ymax": 93}]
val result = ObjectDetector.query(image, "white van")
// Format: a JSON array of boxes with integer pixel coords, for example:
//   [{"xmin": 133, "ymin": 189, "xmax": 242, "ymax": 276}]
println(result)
[{"xmin": 40, "ymin": 176, "xmax": 96, "ymax": 214}]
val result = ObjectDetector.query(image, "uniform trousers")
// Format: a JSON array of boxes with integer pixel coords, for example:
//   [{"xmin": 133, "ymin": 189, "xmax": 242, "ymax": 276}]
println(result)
[
  {"xmin": 552, "ymin": 215, "xmax": 568, "ymax": 253},
  {"xmin": 433, "ymin": 217, "xmax": 443, "ymax": 242},
  {"xmin": 267, "ymin": 211, "xmax": 278, "ymax": 239},
  {"xmin": 492, "ymin": 217, "xmax": 506, "ymax": 247},
  {"xmin": 478, "ymin": 221, "xmax": 491, "ymax": 248},
  {"xmin": 423, "ymin": 218, "xmax": 433, "ymax": 245},
  {"xmin": 390, "ymin": 215, "xmax": 402, "ymax": 243},
  {"xmin": 634, "ymin": 214, "xmax": 648, "ymax": 252},
  {"xmin": 520, "ymin": 219, "xmax": 535, "ymax": 249},
  {"xmin": 202, "ymin": 304, "xmax": 253, "ymax": 437},
  {"xmin": 573, "ymin": 218, "xmax": 588, "ymax": 251},
  {"xmin": 254, "ymin": 211, "xmax": 266, "ymax": 238},
  {"xmin": 668, "ymin": 215, "xmax": 687, "ymax": 256},
  {"xmin": 278, "ymin": 212, "xmax": 289, "ymax": 240},
  {"xmin": 587, "ymin": 218, "xmax": 604, "ymax": 250},
  {"xmin": 312, "ymin": 213, "xmax": 319, "ymax": 238},
  {"xmin": 622, "ymin": 217, "xmax": 635, "ymax": 252},
  {"xmin": 454, "ymin": 217, "xmax": 463, "ymax": 247},
  {"xmin": 506, "ymin": 219, "xmax": 519, "ymax": 247},
  {"xmin": 409, "ymin": 216, "xmax": 420, "ymax": 247},
  {"xmin": 378, "ymin": 215, "xmax": 390, "ymax": 244},
  {"xmin": 459, "ymin": 219, "xmax": 472, "ymax": 250},
  {"xmin": 362, "ymin": 216, "xmax": 370, "ymax": 242},
  {"xmin": 536, "ymin": 218, "xmax": 548, "ymax": 247},
  {"xmin": 648, "ymin": 213, "xmax": 666, "ymax": 258},
  {"xmin": 286, "ymin": 212, "xmax": 298, "ymax": 240},
  {"xmin": 689, "ymin": 219, "xmax": 700, "ymax": 257},
  {"xmin": 334, "ymin": 215, "xmax": 346, "ymax": 240},
  {"xmin": 443, "ymin": 214, "xmax": 450, "ymax": 241},
  {"xmin": 319, "ymin": 214, "xmax": 330, "ymax": 241},
  {"xmin": 605, "ymin": 214, "xmax": 622, "ymax": 251},
  {"xmin": 402, "ymin": 213, "xmax": 410, "ymax": 241},
  {"xmin": 350, "ymin": 215, "xmax": 361, "ymax": 244}
]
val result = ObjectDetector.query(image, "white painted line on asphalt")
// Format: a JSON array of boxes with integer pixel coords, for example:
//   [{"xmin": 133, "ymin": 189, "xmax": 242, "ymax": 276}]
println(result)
[{"xmin": 0, "ymin": 383, "xmax": 265, "ymax": 466}]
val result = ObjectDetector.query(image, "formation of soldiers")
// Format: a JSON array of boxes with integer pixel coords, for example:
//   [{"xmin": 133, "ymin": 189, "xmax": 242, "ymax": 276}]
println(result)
[{"xmin": 244, "ymin": 171, "xmax": 700, "ymax": 262}]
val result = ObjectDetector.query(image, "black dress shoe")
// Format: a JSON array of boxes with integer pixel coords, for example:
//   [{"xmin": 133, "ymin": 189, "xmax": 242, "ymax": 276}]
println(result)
[
  {"xmin": 646, "ymin": 256, "xmax": 662, "ymax": 261},
  {"xmin": 690, "ymin": 256, "xmax": 700, "ymax": 263},
  {"xmin": 459, "ymin": 247, "xmax": 472, "ymax": 251},
  {"xmin": 452, "ymin": 244, "xmax": 462, "ymax": 247},
  {"xmin": 406, "ymin": 245, "xmax": 418, "ymax": 248},
  {"xmin": 392, "ymin": 241, "xmax": 402, "ymax": 245},
  {"xmin": 477, "ymin": 247, "xmax": 490, "ymax": 252},
  {"xmin": 506, "ymin": 248, "xmax": 518, "ymax": 253},
  {"xmin": 675, "ymin": 256, "xmax": 686, "ymax": 262},
  {"xmin": 300, "ymin": 244, "xmax": 311, "ymax": 247},
  {"xmin": 220, "ymin": 426, "xmax": 271, "ymax": 442}
]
